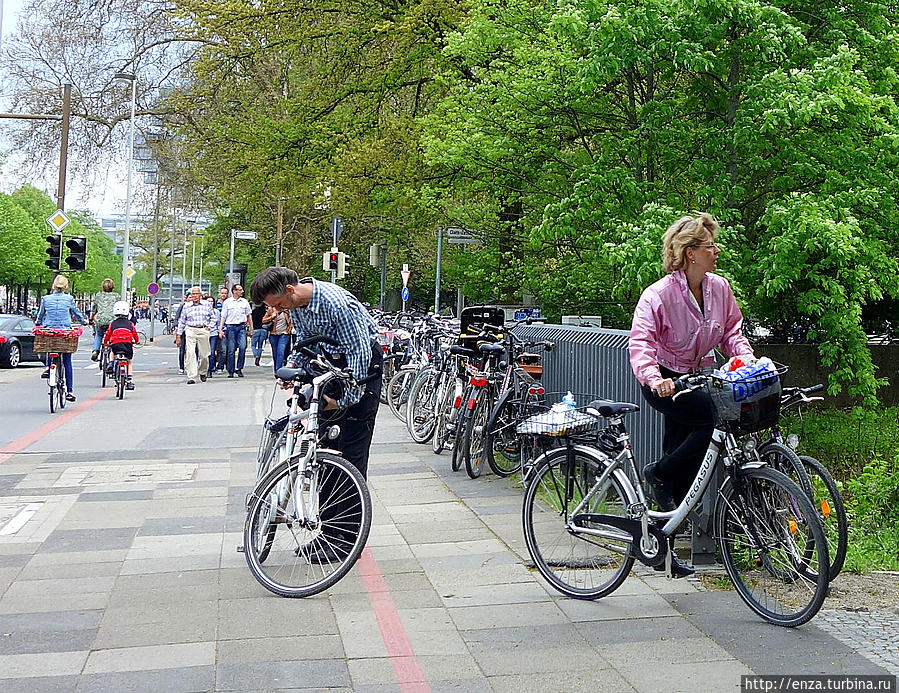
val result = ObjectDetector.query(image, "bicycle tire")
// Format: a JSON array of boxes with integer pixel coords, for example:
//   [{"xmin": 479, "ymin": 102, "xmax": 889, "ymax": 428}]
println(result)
[
  {"xmin": 759, "ymin": 442, "xmax": 813, "ymax": 503},
  {"xmin": 715, "ymin": 466, "xmax": 829, "ymax": 627},
  {"xmin": 48, "ymin": 364, "xmax": 56, "ymax": 414},
  {"xmin": 134, "ymin": 331, "xmax": 147, "ymax": 348},
  {"xmin": 431, "ymin": 377, "xmax": 457, "ymax": 455},
  {"xmin": 522, "ymin": 447, "xmax": 636, "ymax": 599},
  {"xmin": 387, "ymin": 369, "xmax": 414, "ymax": 421},
  {"xmin": 485, "ymin": 392, "xmax": 522, "ymax": 477},
  {"xmin": 406, "ymin": 369, "xmax": 438, "ymax": 444},
  {"xmin": 379, "ymin": 356, "xmax": 397, "ymax": 404},
  {"xmin": 799, "ymin": 455, "xmax": 847, "ymax": 581},
  {"xmin": 244, "ymin": 452, "xmax": 372, "ymax": 598},
  {"xmin": 464, "ymin": 390, "xmax": 490, "ymax": 478},
  {"xmin": 57, "ymin": 365, "xmax": 66, "ymax": 410},
  {"xmin": 100, "ymin": 354, "xmax": 108, "ymax": 388},
  {"xmin": 116, "ymin": 371, "xmax": 125, "ymax": 399},
  {"xmin": 451, "ymin": 406, "xmax": 468, "ymax": 472}
]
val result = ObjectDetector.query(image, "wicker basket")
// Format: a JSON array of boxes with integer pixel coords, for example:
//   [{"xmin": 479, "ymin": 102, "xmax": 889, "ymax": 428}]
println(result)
[{"xmin": 34, "ymin": 332, "xmax": 80, "ymax": 354}]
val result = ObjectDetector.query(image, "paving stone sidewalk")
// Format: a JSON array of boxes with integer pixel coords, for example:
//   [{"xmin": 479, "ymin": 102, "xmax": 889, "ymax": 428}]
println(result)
[{"xmin": 0, "ymin": 367, "xmax": 892, "ymax": 692}]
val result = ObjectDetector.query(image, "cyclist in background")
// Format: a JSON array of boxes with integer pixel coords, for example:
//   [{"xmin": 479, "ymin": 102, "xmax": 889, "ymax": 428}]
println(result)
[
  {"xmin": 103, "ymin": 301, "xmax": 140, "ymax": 390},
  {"xmin": 90, "ymin": 278, "xmax": 117, "ymax": 361},
  {"xmin": 36, "ymin": 275, "xmax": 88, "ymax": 402}
]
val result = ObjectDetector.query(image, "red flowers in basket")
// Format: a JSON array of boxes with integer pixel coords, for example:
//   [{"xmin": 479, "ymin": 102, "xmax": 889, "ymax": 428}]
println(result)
[{"xmin": 31, "ymin": 326, "xmax": 83, "ymax": 337}]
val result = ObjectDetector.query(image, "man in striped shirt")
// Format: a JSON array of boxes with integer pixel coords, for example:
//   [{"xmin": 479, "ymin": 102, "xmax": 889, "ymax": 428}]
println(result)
[{"xmin": 174, "ymin": 286, "xmax": 218, "ymax": 384}]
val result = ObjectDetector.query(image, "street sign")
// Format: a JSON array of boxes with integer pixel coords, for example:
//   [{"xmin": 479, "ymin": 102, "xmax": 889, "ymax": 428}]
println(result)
[
  {"xmin": 445, "ymin": 226, "xmax": 479, "ymax": 245},
  {"xmin": 147, "ymin": 282, "xmax": 160, "ymax": 295},
  {"xmin": 401, "ymin": 287, "xmax": 410, "ymax": 302},
  {"xmin": 46, "ymin": 210, "xmax": 70, "ymax": 233},
  {"xmin": 401, "ymin": 264, "xmax": 411, "ymax": 288},
  {"xmin": 234, "ymin": 230, "xmax": 257, "ymax": 240},
  {"xmin": 125, "ymin": 266, "xmax": 136, "ymax": 280}
]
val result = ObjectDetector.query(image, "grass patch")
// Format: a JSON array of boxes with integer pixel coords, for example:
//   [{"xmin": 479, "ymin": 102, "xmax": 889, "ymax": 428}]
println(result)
[{"xmin": 782, "ymin": 406, "xmax": 899, "ymax": 572}]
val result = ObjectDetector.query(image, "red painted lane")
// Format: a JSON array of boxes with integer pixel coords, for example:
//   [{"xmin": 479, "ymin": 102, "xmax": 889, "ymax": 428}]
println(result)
[
  {"xmin": 357, "ymin": 547, "xmax": 431, "ymax": 692},
  {"xmin": 0, "ymin": 367, "xmax": 165, "ymax": 465}
]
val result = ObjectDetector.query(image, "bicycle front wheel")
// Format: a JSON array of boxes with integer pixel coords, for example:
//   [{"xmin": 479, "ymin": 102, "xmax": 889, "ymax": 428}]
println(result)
[
  {"xmin": 244, "ymin": 452, "xmax": 372, "ymax": 598},
  {"xmin": 464, "ymin": 390, "xmax": 490, "ymax": 478},
  {"xmin": 406, "ymin": 369, "xmax": 438, "ymax": 444},
  {"xmin": 522, "ymin": 448, "xmax": 635, "ymax": 599},
  {"xmin": 431, "ymin": 377, "xmax": 457, "ymax": 455},
  {"xmin": 387, "ymin": 369, "xmax": 414, "ymax": 421},
  {"xmin": 715, "ymin": 467, "xmax": 829, "ymax": 627},
  {"xmin": 485, "ymin": 394, "xmax": 522, "ymax": 477},
  {"xmin": 799, "ymin": 455, "xmax": 847, "ymax": 581}
]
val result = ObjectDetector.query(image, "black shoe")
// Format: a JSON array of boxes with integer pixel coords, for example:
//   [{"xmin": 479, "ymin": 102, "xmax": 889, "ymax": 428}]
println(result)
[
  {"xmin": 199, "ymin": 374, "xmax": 207, "ymax": 382},
  {"xmin": 653, "ymin": 554, "xmax": 695, "ymax": 578},
  {"xmin": 255, "ymin": 357, "xmax": 261, "ymax": 366},
  {"xmin": 236, "ymin": 370, "xmax": 244, "ymax": 378},
  {"xmin": 125, "ymin": 382, "xmax": 135, "ymax": 391},
  {"xmin": 305, "ymin": 543, "xmax": 348, "ymax": 565},
  {"xmin": 90, "ymin": 350, "xmax": 99, "ymax": 361},
  {"xmin": 643, "ymin": 463, "xmax": 676, "ymax": 512},
  {"xmin": 41, "ymin": 370, "xmax": 50, "ymax": 379},
  {"xmin": 186, "ymin": 379, "xmax": 196, "ymax": 385},
  {"xmin": 65, "ymin": 392, "xmax": 76, "ymax": 402},
  {"xmin": 227, "ymin": 373, "xmax": 234, "ymax": 378}
]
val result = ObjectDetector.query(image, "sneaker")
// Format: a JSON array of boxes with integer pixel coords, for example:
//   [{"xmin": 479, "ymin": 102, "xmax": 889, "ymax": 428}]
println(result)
[
  {"xmin": 125, "ymin": 382, "xmax": 135, "ymax": 391},
  {"xmin": 236, "ymin": 370, "xmax": 244, "ymax": 378},
  {"xmin": 41, "ymin": 370, "xmax": 50, "ymax": 379},
  {"xmin": 643, "ymin": 463, "xmax": 676, "ymax": 512},
  {"xmin": 178, "ymin": 369, "xmax": 186, "ymax": 375},
  {"xmin": 90, "ymin": 350, "xmax": 99, "ymax": 361},
  {"xmin": 65, "ymin": 392, "xmax": 76, "ymax": 402},
  {"xmin": 227, "ymin": 373, "xmax": 234, "ymax": 378},
  {"xmin": 199, "ymin": 374, "xmax": 207, "ymax": 382},
  {"xmin": 186, "ymin": 379, "xmax": 196, "ymax": 385}
]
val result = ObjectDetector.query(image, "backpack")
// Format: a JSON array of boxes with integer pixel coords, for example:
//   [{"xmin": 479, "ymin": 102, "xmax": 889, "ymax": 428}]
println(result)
[{"xmin": 93, "ymin": 292, "xmax": 118, "ymax": 326}]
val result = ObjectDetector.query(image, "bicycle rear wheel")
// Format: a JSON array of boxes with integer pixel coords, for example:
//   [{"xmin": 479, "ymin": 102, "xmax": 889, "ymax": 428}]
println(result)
[
  {"xmin": 522, "ymin": 448, "xmax": 635, "ymax": 599},
  {"xmin": 431, "ymin": 377, "xmax": 457, "ymax": 455},
  {"xmin": 715, "ymin": 467, "xmax": 829, "ymax": 627},
  {"xmin": 464, "ymin": 389, "xmax": 490, "ymax": 478},
  {"xmin": 485, "ymin": 394, "xmax": 522, "ymax": 477},
  {"xmin": 799, "ymin": 455, "xmax": 847, "ymax": 581},
  {"xmin": 244, "ymin": 452, "xmax": 372, "ymax": 598},
  {"xmin": 57, "ymin": 365, "xmax": 66, "ymax": 410},
  {"xmin": 387, "ymin": 369, "xmax": 414, "ymax": 421},
  {"xmin": 48, "ymin": 365, "xmax": 56, "ymax": 414},
  {"xmin": 406, "ymin": 369, "xmax": 438, "ymax": 443}
]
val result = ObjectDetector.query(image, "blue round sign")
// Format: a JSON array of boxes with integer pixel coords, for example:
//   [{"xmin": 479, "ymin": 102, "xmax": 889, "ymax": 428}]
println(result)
[
  {"xmin": 147, "ymin": 282, "xmax": 160, "ymax": 295},
  {"xmin": 401, "ymin": 287, "xmax": 410, "ymax": 302}
]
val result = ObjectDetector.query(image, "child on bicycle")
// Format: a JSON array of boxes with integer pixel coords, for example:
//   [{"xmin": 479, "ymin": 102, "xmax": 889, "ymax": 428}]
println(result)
[{"xmin": 103, "ymin": 301, "xmax": 140, "ymax": 390}]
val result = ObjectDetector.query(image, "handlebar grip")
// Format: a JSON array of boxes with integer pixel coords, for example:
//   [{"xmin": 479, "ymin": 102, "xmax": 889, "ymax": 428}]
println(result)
[
  {"xmin": 357, "ymin": 366, "xmax": 382, "ymax": 386},
  {"xmin": 805, "ymin": 384, "xmax": 825, "ymax": 394},
  {"xmin": 293, "ymin": 335, "xmax": 339, "ymax": 351}
]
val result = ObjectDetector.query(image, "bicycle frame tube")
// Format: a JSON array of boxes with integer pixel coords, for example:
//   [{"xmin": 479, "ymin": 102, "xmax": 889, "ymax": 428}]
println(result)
[{"xmin": 652, "ymin": 428, "xmax": 726, "ymax": 535}]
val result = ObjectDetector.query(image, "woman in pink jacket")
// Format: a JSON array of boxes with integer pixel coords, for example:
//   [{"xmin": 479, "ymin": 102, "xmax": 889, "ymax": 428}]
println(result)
[{"xmin": 629, "ymin": 213, "xmax": 754, "ymax": 571}]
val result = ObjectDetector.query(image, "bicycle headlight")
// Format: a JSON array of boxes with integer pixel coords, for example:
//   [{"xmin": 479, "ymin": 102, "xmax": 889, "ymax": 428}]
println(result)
[
  {"xmin": 786, "ymin": 434, "xmax": 800, "ymax": 450},
  {"xmin": 741, "ymin": 438, "xmax": 757, "ymax": 454},
  {"xmin": 327, "ymin": 425, "xmax": 341, "ymax": 440}
]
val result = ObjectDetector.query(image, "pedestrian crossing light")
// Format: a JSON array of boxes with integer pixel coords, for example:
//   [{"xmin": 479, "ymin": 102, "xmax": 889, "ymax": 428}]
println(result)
[
  {"xmin": 45, "ymin": 234, "xmax": 62, "ymax": 271},
  {"xmin": 323, "ymin": 249, "xmax": 340, "ymax": 272},
  {"xmin": 64, "ymin": 236, "xmax": 88, "ymax": 271}
]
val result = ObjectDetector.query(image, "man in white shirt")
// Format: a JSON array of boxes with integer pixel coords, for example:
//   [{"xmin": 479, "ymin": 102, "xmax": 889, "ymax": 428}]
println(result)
[{"xmin": 218, "ymin": 284, "xmax": 252, "ymax": 377}]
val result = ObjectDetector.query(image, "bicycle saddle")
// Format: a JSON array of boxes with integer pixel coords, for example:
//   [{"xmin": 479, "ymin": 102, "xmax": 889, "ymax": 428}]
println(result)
[
  {"xmin": 449, "ymin": 345, "xmax": 476, "ymax": 358},
  {"xmin": 586, "ymin": 399, "xmax": 640, "ymax": 417},
  {"xmin": 478, "ymin": 343, "xmax": 505, "ymax": 355}
]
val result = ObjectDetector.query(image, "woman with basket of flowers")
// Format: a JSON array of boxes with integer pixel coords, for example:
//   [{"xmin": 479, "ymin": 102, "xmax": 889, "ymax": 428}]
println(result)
[{"xmin": 35, "ymin": 275, "xmax": 89, "ymax": 402}]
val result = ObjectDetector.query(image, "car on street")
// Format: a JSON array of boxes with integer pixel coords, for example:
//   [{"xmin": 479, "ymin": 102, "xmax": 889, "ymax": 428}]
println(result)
[{"xmin": 0, "ymin": 314, "xmax": 41, "ymax": 368}]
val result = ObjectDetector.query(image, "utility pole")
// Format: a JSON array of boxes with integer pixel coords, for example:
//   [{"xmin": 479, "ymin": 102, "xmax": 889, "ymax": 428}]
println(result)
[
  {"xmin": 276, "ymin": 198, "xmax": 284, "ymax": 266},
  {"xmin": 55, "ymin": 85, "xmax": 72, "ymax": 211}
]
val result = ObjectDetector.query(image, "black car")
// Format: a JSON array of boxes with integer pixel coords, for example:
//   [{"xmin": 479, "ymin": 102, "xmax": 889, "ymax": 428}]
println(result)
[{"xmin": 0, "ymin": 314, "xmax": 41, "ymax": 368}]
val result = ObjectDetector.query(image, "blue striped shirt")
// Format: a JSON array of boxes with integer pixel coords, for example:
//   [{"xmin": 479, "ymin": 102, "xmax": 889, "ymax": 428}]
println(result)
[
  {"xmin": 175, "ymin": 301, "xmax": 217, "ymax": 335},
  {"xmin": 289, "ymin": 279, "xmax": 378, "ymax": 407}
]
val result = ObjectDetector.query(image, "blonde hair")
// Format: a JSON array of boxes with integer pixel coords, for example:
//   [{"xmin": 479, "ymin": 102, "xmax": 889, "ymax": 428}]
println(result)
[
  {"xmin": 101, "ymin": 278, "xmax": 115, "ymax": 292},
  {"xmin": 52, "ymin": 275, "xmax": 69, "ymax": 292},
  {"xmin": 662, "ymin": 213, "xmax": 719, "ymax": 273}
]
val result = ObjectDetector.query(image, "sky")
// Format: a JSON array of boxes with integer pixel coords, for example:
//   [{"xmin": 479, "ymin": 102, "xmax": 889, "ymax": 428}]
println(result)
[{"xmin": 1, "ymin": 0, "xmax": 129, "ymax": 217}]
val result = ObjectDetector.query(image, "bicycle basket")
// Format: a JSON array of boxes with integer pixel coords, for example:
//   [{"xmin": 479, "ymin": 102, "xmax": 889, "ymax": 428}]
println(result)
[
  {"xmin": 32, "ymin": 327, "xmax": 81, "ymax": 354},
  {"xmin": 517, "ymin": 352, "xmax": 543, "ymax": 379},
  {"xmin": 516, "ymin": 392, "xmax": 599, "ymax": 438},
  {"xmin": 706, "ymin": 359, "xmax": 787, "ymax": 435}
]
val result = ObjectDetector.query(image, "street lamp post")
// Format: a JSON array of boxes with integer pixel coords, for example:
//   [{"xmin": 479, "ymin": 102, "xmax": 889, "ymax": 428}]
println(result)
[{"xmin": 114, "ymin": 72, "xmax": 137, "ymax": 302}]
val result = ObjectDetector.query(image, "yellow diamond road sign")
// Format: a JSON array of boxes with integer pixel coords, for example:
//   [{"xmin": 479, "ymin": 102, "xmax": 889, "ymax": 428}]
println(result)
[
  {"xmin": 46, "ymin": 210, "xmax": 70, "ymax": 232},
  {"xmin": 125, "ymin": 266, "xmax": 136, "ymax": 280}
]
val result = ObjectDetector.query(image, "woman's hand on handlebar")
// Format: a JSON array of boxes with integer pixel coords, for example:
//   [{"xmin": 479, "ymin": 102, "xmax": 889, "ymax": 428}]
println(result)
[{"xmin": 653, "ymin": 378, "xmax": 677, "ymax": 398}]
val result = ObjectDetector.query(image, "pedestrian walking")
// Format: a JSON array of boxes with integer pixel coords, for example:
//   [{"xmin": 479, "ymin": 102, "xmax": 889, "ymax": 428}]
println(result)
[
  {"xmin": 262, "ymin": 305, "xmax": 292, "ymax": 373},
  {"xmin": 36, "ymin": 275, "xmax": 89, "ymax": 402},
  {"xmin": 250, "ymin": 267, "xmax": 382, "ymax": 563},
  {"xmin": 205, "ymin": 295, "xmax": 222, "ymax": 379},
  {"xmin": 174, "ymin": 286, "xmax": 217, "ymax": 384},
  {"xmin": 219, "ymin": 284, "xmax": 251, "ymax": 378},
  {"xmin": 250, "ymin": 302, "xmax": 268, "ymax": 366},
  {"xmin": 89, "ymin": 278, "xmax": 117, "ymax": 361}
]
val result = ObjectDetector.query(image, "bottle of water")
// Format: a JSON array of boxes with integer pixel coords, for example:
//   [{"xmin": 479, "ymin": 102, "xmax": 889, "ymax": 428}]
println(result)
[{"xmin": 562, "ymin": 391, "xmax": 577, "ymax": 409}]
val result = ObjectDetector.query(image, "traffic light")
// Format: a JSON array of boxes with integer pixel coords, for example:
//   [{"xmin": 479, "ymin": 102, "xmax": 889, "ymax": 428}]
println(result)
[
  {"xmin": 328, "ymin": 251, "xmax": 339, "ymax": 271},
  {"xmin": 64, "ymin": 236, "xmax": 87, "ymax": 271},
  {"xmin": 337, "ymin": 253, "xmax": 349, "ymax": 280},
  {"xmin": 45, "ymin": 234, "xmax": 62, "ymax": 271}
]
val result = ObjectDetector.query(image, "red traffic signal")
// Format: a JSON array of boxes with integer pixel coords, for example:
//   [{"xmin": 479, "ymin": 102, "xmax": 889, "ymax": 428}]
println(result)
[{"xmin": 328, "ymin": 252, "xmax": 339, "ymax": 271}]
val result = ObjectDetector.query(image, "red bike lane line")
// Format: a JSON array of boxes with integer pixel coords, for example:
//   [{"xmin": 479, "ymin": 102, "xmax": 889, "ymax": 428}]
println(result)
[
  {"xmin": 357, "ymin": 546, "xmax": 431, "ymax": 693},
  {"xmin": 0, "ymin": 367, "xmax": 166, "ymax": 465}
]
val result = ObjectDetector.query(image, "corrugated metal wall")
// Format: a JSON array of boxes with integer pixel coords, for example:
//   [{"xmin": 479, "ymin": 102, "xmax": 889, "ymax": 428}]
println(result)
[{"xmin": 512, "ymin": 324, "xmax": 663, "ymax": 465}]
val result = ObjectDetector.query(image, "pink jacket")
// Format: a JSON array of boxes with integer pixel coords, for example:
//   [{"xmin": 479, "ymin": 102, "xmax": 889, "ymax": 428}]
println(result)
[{"xmin": 629, "ymin": 271, "xmax": 754, "ymax": 388}]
